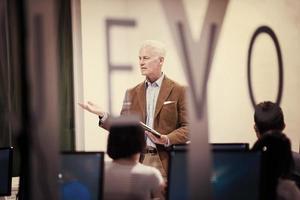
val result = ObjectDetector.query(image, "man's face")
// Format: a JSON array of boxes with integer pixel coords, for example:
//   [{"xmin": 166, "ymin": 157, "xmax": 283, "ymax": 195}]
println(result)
[{"xmin": 139, "ymin": 47, "xmax": 163, "ymax": 81}]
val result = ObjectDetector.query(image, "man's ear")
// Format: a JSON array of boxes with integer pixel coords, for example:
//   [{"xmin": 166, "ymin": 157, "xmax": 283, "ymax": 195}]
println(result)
[{"xmin": 159, "ymin": 57, "xmax": 164, "ymax": 64}]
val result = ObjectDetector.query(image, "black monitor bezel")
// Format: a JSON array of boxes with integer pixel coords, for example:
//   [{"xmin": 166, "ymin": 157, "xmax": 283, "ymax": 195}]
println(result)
[
  {"xmin": 60, "ymin": 151, "xmax": 105, "ymax": 200},
  {"xmin": 211, "ymin": 143, "xmax": 249, "ymax": 151},
  {"xmin": 0, "ymin": 147, "xmax": 13, "ymax": 197}
]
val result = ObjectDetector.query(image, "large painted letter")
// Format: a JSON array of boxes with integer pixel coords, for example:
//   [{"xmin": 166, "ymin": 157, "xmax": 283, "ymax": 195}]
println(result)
[
  {"xmin": 247, "ymin": 26, "xmax": 283, "ymax": 108},
  {"xmin": 105, "ymin": 19, "xmax": 136, "ymax": 113},
  {"xmin": 161, "ymin": 0, "xmax": 229, "ymax": 199}
]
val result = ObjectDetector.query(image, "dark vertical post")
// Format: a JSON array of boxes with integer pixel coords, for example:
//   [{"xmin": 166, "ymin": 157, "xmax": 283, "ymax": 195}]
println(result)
[{"xmin": 18, "ymin": 0, "xmax": 60, "ymax": 199}]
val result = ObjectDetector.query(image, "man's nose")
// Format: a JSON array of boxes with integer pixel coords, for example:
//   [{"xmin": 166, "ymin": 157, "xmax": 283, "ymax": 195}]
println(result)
[{"xmin": 140, "ymin": 60, "xmax": 145, "ymax": 66}]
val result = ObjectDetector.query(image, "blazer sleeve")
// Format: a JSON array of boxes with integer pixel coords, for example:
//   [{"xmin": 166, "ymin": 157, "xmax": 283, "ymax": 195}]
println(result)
[
  {"xmin": 120, "ymin": 89, "xmax": 131, "ymax": 116},
  {"xmin": 98, "ymin": 89, "xmax": 131, "ymax": 130}
]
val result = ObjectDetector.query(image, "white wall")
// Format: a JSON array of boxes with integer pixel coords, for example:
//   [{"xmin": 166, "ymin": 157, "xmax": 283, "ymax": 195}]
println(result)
[{"xmin": 75, "ymin": 0, "xmax": 300, "ymax": 152}]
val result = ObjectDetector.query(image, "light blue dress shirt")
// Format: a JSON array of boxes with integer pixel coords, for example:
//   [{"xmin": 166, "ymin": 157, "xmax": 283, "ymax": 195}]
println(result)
[{"xmin": 145, "ymin": 74, "xmax": 164, "ymax": 148}]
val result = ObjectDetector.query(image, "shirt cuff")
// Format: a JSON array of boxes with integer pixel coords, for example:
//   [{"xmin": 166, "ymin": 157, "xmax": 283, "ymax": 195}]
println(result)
[{"xmin": 98, "ymin": 112, "xmax": 108, "ymax": 125}]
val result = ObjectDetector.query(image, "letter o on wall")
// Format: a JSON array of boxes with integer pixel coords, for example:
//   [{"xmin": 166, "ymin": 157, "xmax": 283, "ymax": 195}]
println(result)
[{"xmin": 247, "ymin": 26, "xmax": 283, "ymax": 108}]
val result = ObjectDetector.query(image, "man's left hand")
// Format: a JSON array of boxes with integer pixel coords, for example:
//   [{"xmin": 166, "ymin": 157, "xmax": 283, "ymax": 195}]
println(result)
[{"xmin": 145, "ymin": 131, "xmax": 169, "ymax": 145}]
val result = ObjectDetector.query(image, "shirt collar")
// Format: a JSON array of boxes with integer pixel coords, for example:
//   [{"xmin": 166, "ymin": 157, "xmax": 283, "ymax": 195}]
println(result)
[{"xmin": 145, "ymin": 73, "xmax": 164, "ymax": 87}]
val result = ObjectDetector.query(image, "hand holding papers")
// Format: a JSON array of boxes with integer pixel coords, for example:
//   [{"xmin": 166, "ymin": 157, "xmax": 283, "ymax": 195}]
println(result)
[{"xmin": 139, "ymin": 122, "xmax": 161, "ymax": 138}]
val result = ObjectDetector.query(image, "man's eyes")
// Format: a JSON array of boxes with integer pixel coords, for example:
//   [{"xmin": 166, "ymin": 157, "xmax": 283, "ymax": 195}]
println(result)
[{"xmin": 139, "ymin": 56, "xmax": 150, "ymax": 60}]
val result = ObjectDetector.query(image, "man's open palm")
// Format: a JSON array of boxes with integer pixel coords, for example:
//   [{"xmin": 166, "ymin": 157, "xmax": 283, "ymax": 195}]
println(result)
[{"xmin": 78, "ymin": 101, "xmax": 103, "ymax": 116}]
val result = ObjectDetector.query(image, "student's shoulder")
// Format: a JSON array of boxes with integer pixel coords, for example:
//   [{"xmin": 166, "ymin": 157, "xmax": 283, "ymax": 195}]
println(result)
[
  {"xmin": 135, "ymin": 163, "xmax": 160, "ymax": 173},
  {"xmin": 134, "ymin": 163, "xmax": 163, "ymax": 180},
  {"xmin": 277, "ymin": 178, "xmax": 300, "ymax": 199}
]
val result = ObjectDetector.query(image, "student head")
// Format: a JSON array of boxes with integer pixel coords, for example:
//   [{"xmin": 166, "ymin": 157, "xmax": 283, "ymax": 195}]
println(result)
[
  {"xmin": 139, "ymin": 40, "xmax": 166, "ymax": 82},
  {"xmin": 254, "ymin": 101, "xmax": 285, "ymax": 138},
  {"xmin": 252, "ymin": 131, "xmax": 294, "ymax": 199},
  {"xmin": 107, "ymin": 116, "xmax": 146, "ymax": 160},
  {"xmin": 253, "ymin": 131, "xmax": 294, "ymax": 177}
]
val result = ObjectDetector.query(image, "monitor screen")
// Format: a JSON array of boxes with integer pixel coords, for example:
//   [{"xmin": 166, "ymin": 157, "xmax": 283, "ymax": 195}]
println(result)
[
  {"xmin": 0, "ymin": 147, "xmax": 13, "ymax": 196},
  {"xmin": 212, "ymin": 150, "xmax": 261, "ymax": 200},
  {"xmin": 59, "ymin": 152, "xmax": 104, "ymax": 200},
  {"xmin": 167, "ymin": 149, "xmax": 261, "ymax": 200}
]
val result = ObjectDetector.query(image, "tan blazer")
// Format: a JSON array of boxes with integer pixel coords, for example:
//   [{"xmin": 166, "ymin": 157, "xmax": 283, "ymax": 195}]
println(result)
[{"xmin": 101, "ymin": 76, "xmax": 189, "ymax": 171}]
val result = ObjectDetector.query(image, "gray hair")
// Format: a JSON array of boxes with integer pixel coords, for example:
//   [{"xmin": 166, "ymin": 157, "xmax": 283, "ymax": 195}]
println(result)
[{"xmin": 139, "ymin": 40, "xmax": 166, "ymax": 58}]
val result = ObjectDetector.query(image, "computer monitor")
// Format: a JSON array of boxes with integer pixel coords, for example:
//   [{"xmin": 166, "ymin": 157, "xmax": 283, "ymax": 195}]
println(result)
[
  {"xmin": 0, "ymin": 147, "xmax": 13, "ymax": 197},
  {"xmin": 167, "ymin": 148, "xmax": 188, "ymax": 200},
  {"xmin": 167, "ymin": 149, "xmax": 261, "ymax": 200},
  {"xmin": 59, "ymin": 152, "xmax": 104, "ymax": 200},
  {"xmin": 211, "ymin": 143, "xmax": 249, "ymax": 151}
]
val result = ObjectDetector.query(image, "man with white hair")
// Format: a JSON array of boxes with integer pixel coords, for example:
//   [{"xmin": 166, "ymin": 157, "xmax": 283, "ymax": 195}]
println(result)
[{"xmin": 80, "ymin": 40, "xmax": 189, "ymax": 180}]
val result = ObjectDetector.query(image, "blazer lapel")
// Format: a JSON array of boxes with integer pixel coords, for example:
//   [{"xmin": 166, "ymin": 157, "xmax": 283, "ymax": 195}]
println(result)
[
  {"xmin": 154, "ymin": 77, "xmax": 174, "ymax": 119},
  {"xmin": 137, "ymin": 83, "xmax": 146, "ymax": 122}
]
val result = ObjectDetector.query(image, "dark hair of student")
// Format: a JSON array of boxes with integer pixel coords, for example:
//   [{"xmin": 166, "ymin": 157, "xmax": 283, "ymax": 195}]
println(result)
[
  {"xmin": 254, "ymin": 101, "xmax": 285, "ymax": 134},
  {"xmin": 107, "ymin": 124, "xmax": 146, "ymax": 160},
  {"xmin": 252, "ymin": 131, "xmax": 294, "ymax": 200}
]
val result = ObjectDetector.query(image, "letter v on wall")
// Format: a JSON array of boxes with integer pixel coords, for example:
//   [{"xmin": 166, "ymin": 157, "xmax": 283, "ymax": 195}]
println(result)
[
  {"xmin": 161, "ymin": 0, "xmax": 229, "ymax": 199},
  {"xmin": 161, "ymin": 0, "xmax": 229, "ymax": 119}
]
